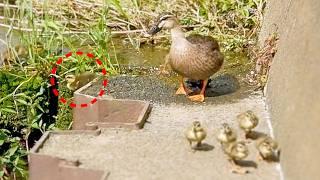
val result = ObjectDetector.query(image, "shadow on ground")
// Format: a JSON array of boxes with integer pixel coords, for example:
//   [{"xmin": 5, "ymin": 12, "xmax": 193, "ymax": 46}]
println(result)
[{"xmin": 83, "ymin": 73, "xmax": 254, "ymax": 105}]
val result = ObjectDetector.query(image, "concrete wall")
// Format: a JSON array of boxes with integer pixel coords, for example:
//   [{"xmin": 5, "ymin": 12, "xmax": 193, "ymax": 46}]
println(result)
[{"xmin": 260, "ymin": 0, "xmax": 320, "ymax": 179}]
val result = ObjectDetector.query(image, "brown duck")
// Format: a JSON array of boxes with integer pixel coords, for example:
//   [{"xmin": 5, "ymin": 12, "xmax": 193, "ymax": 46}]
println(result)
[{"xmin": 148, "ymin": 14, "xmax": 224, "ymax": 102}]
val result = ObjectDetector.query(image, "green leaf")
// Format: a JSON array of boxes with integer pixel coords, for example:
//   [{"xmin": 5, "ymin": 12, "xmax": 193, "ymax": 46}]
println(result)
[
  {"xmin": 0, "ymin": 132, "xmax": 8, "ymax": 145},
  {"xmin": 8, "ymin": 146, "xmax": 18, "ymax": 157},
  {"xmin": 35, "ymin": 86, "xmax": 45, "ymax": 97},
  {"xmin": 0, "ymin": 171, "xmax": 4, "ymax": 177},
  {"xmin": 0, "ymin": 140, "xmax": 4, "ymax": 146},
  {"xmin": 31, "ymin": 121, "xmax": 40, "ymax": 129},
  {"xmin": 1, "ymin": 108, "xmax": 16, "ymax": 114},
  {"xmin": 36, "ymin": 104, "xmax": 44, "ymax": 112},
  {"xmin": 30, "ymin": 107, "xmax": 35, "ymax": 115},
  {"xmin": 15, "ymin": 99, "xmax": 29, "ymax": 105},
  {"xmin": 46, "ymin": 21, "xmax": 60, "ymax": 31}
]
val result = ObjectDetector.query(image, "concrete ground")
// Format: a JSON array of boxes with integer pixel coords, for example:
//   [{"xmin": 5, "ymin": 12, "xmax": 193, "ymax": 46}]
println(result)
[{"xmin": 39, "ymin": 75, "xmax": 280, "ymax": 180}]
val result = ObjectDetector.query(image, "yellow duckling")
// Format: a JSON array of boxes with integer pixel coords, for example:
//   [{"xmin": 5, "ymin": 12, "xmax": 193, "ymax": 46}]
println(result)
[
  {"xmin": 217, "ymin": 123, "xmax": 237, "ymax": 145},
  {"xmin": 65, "ymin": 72, "xmax": 96, "ymax": 91},
  {"xmin": 223, "ymin": 141, "xmax": 249, "ymax": 174},
  {"xmin": 237, "ymin": 110, "xmax": 259, "ymax": 139},
  {"xmin": 0, "ymin": 45, "xmax": 27, "ymax": 66},
  {"xmin": 256, "ymin": 135, "xmax": 279, "ymax": 162},
  {"xmin": 185, "ymin": 121, "xmax": 207, "ymax": 149}
]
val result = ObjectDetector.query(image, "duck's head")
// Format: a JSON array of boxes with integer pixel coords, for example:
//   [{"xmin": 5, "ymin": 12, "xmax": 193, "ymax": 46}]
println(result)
[
  {"xmin": 221, "ymin": 123, "xmax": 233, "ymax": 134},
  {"xmin": 148, "ymin": 13, "xmax": 179, "ymax": 35},
  {"xmin": 192, "ymin": 121, "xmax": 203, "ymax": 131},
  {"xmin": 260, "ymin": 142, "xmax": 273, "ymax": 152},
  {"xmin": 65, "ymin": 74, "xmax": 76, "ymax": 84},
  {"xmin": 235, "ymin": 142, "xmax": 248, "ymax": 153}
]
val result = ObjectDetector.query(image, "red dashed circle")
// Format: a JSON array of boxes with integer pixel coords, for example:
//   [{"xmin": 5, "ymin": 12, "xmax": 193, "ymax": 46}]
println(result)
[{"xmin": 50, "ymin": 51, "xmax": 109, "ymax": 108}]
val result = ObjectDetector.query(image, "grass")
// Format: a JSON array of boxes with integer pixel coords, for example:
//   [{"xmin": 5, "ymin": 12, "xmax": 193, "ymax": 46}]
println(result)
[{"xmin": 0, "ymin": 0, "xmax": 266, "ymax": 179}]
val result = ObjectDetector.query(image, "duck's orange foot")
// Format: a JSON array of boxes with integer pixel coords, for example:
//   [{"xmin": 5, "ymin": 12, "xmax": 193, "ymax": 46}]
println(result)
[
  {"xmin": 188, "ymin": 94, "xmax": 205, "ymax": 102},
  {"xmin": 175, "ymin": 86, "xmax": 189, "ymax": 95}
]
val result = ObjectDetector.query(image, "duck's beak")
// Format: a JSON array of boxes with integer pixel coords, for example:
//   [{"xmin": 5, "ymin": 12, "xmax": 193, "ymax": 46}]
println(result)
[{"xmin": 148, "ymin": 23, "xmax": 162, "ymax": 35}]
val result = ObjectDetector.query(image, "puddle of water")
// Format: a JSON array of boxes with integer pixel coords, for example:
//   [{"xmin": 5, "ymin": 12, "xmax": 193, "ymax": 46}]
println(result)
[
  {"xmin": 109, "ymin": 38, "xmax": 169, "ymax": 66},
  {"xmin": 108, "ymin": 37, "xmax": 252, "ymax": 78}
]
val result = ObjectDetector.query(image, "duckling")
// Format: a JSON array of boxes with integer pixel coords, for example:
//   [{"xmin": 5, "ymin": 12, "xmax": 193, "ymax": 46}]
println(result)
[
  {"xmin": 256, "ymin": 135, "xmax": 279, "ymax": 162},
  {"xmin": 0, "ymin": 45, "xmax": 27, "ymax": 66},
  {"xmin": 148, "ymin": 13, "xmax": 224, "ymax": 102},
  {"xmin": 185, "ymin": 121, "xmax": 207, "ymax": 149},
  {"xmin": 223, "ymin": 141, "xmax": 249, "ymax": 174},
  {"xmin": 237, "ymin": 110, "xmax": 259, "ymax": 139},
  {"xmin": 217, "ymin": 123, "xmax": 237, "ymax": 145},
  {"xmin": 65, "ymin": 72, "xmax": 96, "ymax": 91}
]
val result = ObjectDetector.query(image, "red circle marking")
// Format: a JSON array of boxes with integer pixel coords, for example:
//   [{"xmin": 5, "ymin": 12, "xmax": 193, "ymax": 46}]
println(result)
[{"xmin": 50, "ymin": 51, "xmax": 109, "ymax": 108}]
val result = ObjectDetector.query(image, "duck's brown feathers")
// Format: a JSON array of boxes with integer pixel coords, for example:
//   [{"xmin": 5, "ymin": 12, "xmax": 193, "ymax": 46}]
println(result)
[
  {"xmin": 186, "ymin": 34, "xmax": 220, "ymax": 51},
  {"xmin": 169, "ymin": 34, "xmax": 224, "ymax": 80}
]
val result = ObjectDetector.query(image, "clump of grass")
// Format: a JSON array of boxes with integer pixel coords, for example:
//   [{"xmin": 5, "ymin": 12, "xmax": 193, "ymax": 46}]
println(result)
[
  {"xmin": 245, "ymin": 33, "xmax": 279, "ymax": 91},
  {"xmin": 1, "ymin": 0, "xmax": 265, "ymax": 51},
  {"xmin": 0, "ymin": 1, "xmax": 120, "ymax": 179}
]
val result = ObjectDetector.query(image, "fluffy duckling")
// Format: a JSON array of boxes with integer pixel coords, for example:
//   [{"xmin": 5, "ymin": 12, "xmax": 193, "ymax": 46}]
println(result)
[
  {"xmin": 256, "ymin": 135, "xmax": 279, "ymax": 162},
  {"xmin": 185, "ymin": 121, "xmax": 207, "ymax": 149},
  {"xmin": 0, "ymin": 45, "xmax": 27, "ymax": 66},
  {"xmin": 65, "ymin": 72, "xmax": 96, "ymax": 91},
  {"xmin": 237, "ymin": 110, "xmax": 259, "ymax": 139},
  {"xmin": 223, "ymin": 141, "xmax": 249, "ymax": 174},
  {"xmin": 217, "ymin": 123, "xmax": 237, "ymax": 145}
]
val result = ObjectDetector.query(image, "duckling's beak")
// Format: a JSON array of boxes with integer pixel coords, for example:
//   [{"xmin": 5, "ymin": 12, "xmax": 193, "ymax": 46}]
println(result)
[{"xmin": 148, "ymin": 23, "xmax": 162, "ymax": 35}]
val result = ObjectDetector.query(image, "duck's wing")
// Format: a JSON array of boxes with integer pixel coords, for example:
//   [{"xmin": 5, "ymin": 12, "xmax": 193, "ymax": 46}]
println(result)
[{"xmin": 186, "ymin": 34, "xmax": 220, "ymax": 51}]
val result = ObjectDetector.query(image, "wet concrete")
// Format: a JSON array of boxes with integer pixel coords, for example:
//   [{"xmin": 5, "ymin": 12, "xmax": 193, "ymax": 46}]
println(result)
[{"xmin": 82, "ymin": 74, "xmax": 243, "ymax": 105}]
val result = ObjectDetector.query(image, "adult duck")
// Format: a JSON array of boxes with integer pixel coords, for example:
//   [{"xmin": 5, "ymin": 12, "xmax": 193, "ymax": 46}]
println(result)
[{"xmin": 148, "ymin": 13, "xmax": 224, "ymax": 102}]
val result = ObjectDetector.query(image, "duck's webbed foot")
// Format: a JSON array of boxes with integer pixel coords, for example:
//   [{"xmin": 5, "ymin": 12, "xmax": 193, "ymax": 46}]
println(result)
[
  {"xmin": 176, "ymin": 86, "xmax": 192, "ymax": 95},
  {"xmin": 188, "ymin": 94, "xmax": 205, "ymax": 102},
  {"xmin": 176, "ymin": 77, "xmax": 192, "ymax": 95},
  {"xmin": 187, "ymin": 79, "xmax": 208, "ymax": 102}
]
